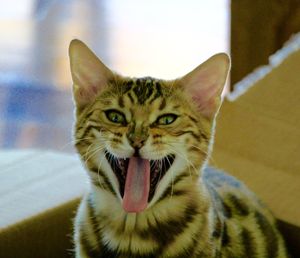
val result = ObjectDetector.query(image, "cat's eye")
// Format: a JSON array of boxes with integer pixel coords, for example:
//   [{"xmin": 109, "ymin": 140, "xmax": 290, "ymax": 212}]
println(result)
[
  {"xmin": 105, "ymin": 109, "xmax": 126, "ymax": 124},
  {"xmin": 156, "ymin": 114, "xmax": 178, "ymax": 125}
]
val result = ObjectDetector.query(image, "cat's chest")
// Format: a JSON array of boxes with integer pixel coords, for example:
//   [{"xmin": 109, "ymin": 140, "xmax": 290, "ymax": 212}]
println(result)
[
  {"xmin": 94, "ymin": 202, "xmax": 216, "ymax": 258},
  {"xmin": 99, "ymin": 212, "xmax": 163, "ymax": 255}
]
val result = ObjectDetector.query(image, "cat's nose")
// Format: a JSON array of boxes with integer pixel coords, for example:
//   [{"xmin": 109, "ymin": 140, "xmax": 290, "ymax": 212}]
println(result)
[
  {"xmin": 127, "ymin": 134, "xmax": 146, "ymax": 149},
  {"xmin": 127, "ymin": 124, "xmax": 149, "ymax": 151},
  {"xmin": 127, "ymin": 128, "xmax": 148, "ymax": 151}
]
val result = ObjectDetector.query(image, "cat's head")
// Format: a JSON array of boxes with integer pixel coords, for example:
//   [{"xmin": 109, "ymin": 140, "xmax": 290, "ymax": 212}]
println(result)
[{"xmin": 69, "ymin": 39, "xmax": 230, "ymax": 213}]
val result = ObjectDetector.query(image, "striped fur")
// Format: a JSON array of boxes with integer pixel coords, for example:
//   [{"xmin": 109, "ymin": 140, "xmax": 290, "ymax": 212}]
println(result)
[
  {"xmin": 69, "ymin": 43, "xmax": 289, "ymax": 257},
  {"xmin": 72, "ymin": 77, "xmax": 288, "ymax": 258}
]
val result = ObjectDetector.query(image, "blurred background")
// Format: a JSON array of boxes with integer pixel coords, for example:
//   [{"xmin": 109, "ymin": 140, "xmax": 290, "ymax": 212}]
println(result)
[
  {"xmin": 1, "ymin": 0, "xmax": 300, "ymax": 152},
  {"xmin": 0, "ymin": 0, "xmax": 229, "ymax": 152}
]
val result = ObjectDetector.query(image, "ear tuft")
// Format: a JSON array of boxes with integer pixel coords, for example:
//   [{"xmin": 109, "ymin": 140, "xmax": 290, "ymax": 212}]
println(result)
[
  {"xmin": 181, "ymin": 53, "xmax": 230, "ymax": 118},
  {"xmin": 69, "ymin": 39, "xmax": 113, "ymax": 109}
]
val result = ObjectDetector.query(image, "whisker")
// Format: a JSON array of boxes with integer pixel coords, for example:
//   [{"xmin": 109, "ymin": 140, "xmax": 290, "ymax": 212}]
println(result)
[
  {"xmin": 163, "ymin": 143, "xmax": 199, "ymax": 178},
  {"xmin": 165, "ymin": 155, "xmax": 174, "ymax": 199},
  {"xmin": 167, "ymin": 140, "xmax": 210, "ymax": 155},
  {"xmin": 83, "ymin": 144, "xmax": 106, "ymax": 168},
  {"xmin": 166, "ymin": 140, "xmax": 215, "ymax": 164},
  {"xmin": 96, "ymin": 152, "xmax": 107, "ymax": 189},
  {"xmin": 59, "ymin": 136, "xmax": 95, "ymax": 151}
]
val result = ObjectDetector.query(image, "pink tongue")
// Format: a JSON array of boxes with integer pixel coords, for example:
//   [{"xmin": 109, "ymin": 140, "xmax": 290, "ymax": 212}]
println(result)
[{"xmin": 122, "ymin": 157, "xmax": 150, "ymax": 213}]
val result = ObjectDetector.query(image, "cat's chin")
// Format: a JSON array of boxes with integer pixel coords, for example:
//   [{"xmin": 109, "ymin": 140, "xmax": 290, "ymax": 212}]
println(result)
[{"xmin": 104, "ymin": 150, "xmax": 175, "ymax": 210}]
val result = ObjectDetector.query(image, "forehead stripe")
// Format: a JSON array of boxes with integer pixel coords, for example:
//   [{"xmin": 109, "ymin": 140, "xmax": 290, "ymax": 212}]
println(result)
[
  {"xmin": 121, "ymin": 77, "xmax": 155, "ymax": 105},
  {"xmin": 159, "ymin": 98, "xmax": 166, "ymax": 110},
  {"xmin": 133, "ymin": 83, "xmax": 153, "ymax": 104},
  {"xmin": 149, "ymin": 82, "xmax": 163, "ymax": 104}
]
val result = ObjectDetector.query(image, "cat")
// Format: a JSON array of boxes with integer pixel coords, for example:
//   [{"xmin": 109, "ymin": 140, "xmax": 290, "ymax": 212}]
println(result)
[{"xmin": 69, "ymin": 39, "xmax": 288, "ymax": 258}]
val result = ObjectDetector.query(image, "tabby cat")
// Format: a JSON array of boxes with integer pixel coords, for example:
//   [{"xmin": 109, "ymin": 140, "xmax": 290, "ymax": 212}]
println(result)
[{"xmin": 69, "ymin": 39, "xmax": 288, "ymax": 258}]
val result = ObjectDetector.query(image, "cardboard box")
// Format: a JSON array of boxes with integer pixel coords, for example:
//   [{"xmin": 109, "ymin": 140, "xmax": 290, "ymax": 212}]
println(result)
[{"xmin": 212, "ymin": 33, "xmax": 300, "ymax": 257}]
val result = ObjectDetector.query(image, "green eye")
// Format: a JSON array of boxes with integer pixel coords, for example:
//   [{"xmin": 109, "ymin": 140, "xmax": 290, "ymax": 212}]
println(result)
[
  {"xmin": 105, "ymin": 110, "xmax": 126, "ymax": 124},
  {"xmin": 156, "ymin": 114, "xmax": 178, "ymax": 125}
]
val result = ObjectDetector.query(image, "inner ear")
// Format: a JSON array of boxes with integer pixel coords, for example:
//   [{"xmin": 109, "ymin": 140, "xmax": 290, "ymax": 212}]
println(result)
[
  {"xmin": 181, "ymin": 53, "xmax": 230, "ymax": 118},
  {"xmin": 69, "ymin": 39, "xmax": 114, "ymax": 109}
]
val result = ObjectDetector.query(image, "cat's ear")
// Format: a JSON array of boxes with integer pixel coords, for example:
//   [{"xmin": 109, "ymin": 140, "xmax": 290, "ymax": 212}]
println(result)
[
  {"xmin": 69, "ymin": 39, "xmax": 113, "ymax": 109},
  {"xmin": 181, "ymin": 53, "xmax": 230, "ymax": 118}
]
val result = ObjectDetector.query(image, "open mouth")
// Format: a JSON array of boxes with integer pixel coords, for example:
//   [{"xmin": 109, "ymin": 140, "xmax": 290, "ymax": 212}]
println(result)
[{"xmin": 105, "ymin": 151, "xmax": 175, "ymax": 203}]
